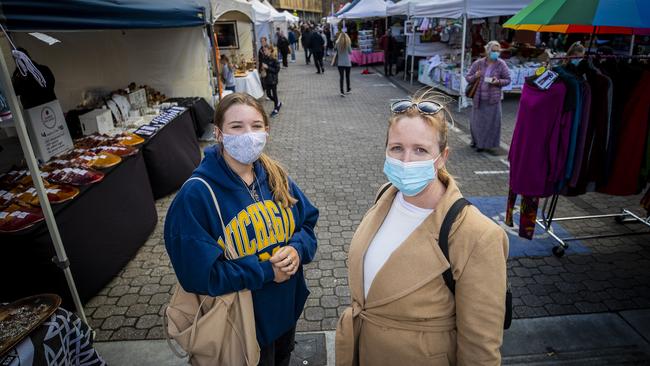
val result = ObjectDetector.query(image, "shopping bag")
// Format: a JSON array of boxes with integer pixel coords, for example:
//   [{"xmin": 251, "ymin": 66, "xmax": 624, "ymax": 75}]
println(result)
[{"xmin": 164, "ymin": 177, "xmax": 260, "ymax": 366}]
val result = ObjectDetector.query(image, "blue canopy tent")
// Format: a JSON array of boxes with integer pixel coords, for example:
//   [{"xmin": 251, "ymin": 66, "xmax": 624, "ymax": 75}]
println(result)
[
  {"xmin": 0, "ymin": 0, "xmax": 208, "ymax": 31},
  {"xmin": 0, "ymin": 0, "xmax": 209, "ymax": 325}
]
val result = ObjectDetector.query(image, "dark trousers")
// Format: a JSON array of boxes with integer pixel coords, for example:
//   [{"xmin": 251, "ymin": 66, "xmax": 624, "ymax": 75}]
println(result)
[
  {"xmin": 338, "ymin": 66, "xmax": 351, "ymax": 93},
  {"xmin": 384, "ymin": 55, "xmax": 396, "ymax": 75},
  {"xmin": 313, "ymin": 52, "xmax": 324, "ymax": 73},
  {"xmin": 304, "ymin": 48, "xmax": 311, "ymax": 64},
  {"xmin": 281, "ymin": 50, "xmax": 288, "ymax": 67},
  {"xmin": 266, "ymin": 84, "xmax": 279, "ymax": 109},
  {"xmin": 257, "ymin": 327, "xmax": 296, "ymax": 366}
]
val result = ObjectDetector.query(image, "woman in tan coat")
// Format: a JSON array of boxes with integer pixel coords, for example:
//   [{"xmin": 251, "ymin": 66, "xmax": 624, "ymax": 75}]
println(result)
[{"xmin": 335, "ymin": 91, "xmax": 509, "ymax": 366}]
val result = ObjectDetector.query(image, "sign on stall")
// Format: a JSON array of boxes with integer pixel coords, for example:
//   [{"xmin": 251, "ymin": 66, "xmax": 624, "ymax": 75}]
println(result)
[{"xmin": 24, "ymin": 99, "xmax": 73, "ymax": 162}]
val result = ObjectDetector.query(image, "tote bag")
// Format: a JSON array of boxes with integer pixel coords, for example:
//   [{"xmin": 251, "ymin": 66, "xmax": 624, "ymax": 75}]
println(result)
[{"xmin": 164, "ymin": 177, "xmax": 260, "ymax": 366}]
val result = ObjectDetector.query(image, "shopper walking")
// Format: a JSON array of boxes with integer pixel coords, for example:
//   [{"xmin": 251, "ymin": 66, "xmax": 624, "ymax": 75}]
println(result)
[
  {"xmin": 310, "ymin": 27, "xmax": 326, "ymax": 74},
  {"xmin": 335, "ymin": 32, "xmax": 352, "ymax": 97},
  {"xmin": 335, "ymin": 90, "xmax": 508, "ymax": 366},
  {"xmin": 324, "ymin": 26, "xmax": 334, "ymax": 57},
  {"xmin": 260, "ymin": 45, "xmax": 282, "ymax": 117},
  {"xmin": 165, "ymin": 92, "xmax": 319, "ymax": 366},
  {"xmin": 288, "ymin": 27, "xmax": 297, "ymax": 63},
  {"xmin": 465, "ymin": 40, "xmax": 511, "ymax": 152},
  {"xmin": 277, "ymin": 30, "xmax": 291, "ymax": 68},
  {"xmin": 301, "ymin": 26, "xmax": 312, "ymax": 65}
]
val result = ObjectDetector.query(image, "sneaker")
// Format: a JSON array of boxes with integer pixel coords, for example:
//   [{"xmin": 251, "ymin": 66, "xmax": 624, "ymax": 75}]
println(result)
[
  {"xmin": 277, "ymin": 102, "xmax": 283, "ymax": 111},
  {"xmin": 346, "ymin": 89, "xmax": 352, "ymax": 94},
  {"xmin": 340, "ymin": 93, "xmax": 345, "ymax": 97},
  {"xmin": 270, "ymin": 109, "xmax": 279, "ymax": 117}
]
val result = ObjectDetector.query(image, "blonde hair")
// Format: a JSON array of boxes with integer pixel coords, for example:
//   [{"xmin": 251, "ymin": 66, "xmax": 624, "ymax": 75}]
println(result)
[
  {"xmin": 567, "ymin": 41, "xmax": 585, "ymax": 57},
  {"xmin": 387, "ymin": 88, "xmax": 453, "ymax": 186},
  {"xmin": 214, "ymin": 93, "xmax": 298, "ymax": 208},
  {"xmin": 336, "ymin": 32, "xmax": 351, "ymax": 52},
  {"xmin": 484, "ymin": 40, "xmax": 501, "ymax": 55},
  {"xmin": 264, "ymin": 44, "xmax": 277, "ymax": 59}
]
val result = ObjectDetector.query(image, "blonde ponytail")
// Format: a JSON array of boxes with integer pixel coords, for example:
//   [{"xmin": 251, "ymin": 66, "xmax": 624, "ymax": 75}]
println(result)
[{"xmin": 259, "ymin": 153, "xmax": 298, "ymax": 208}]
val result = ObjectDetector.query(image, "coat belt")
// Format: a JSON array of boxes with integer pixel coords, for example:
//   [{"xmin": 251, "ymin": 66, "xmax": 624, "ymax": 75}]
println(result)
[{"xmin": 336, "ymin": 301, "xmax": 456, "ymax": 366}]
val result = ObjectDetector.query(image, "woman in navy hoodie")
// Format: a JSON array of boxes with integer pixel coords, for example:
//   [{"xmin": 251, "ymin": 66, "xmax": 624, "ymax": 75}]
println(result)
[{"xmin": 164, "ymin": 92, "xmax": 319, "ymax": 366}]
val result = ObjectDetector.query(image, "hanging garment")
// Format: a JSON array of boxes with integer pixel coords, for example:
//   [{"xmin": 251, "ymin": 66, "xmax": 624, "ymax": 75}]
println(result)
[
  {"xmin": 553, "ymin": 67, "xmax": 582, "ymax": 187},
  {"xmin": 569, "ymin": 82, "xmax": 592, "ymax": 187},
  {"xmin": 509, "ymin": 80, "xmax": 572, "ymax": 197},
  {"xmin": 599, "ymin": 70, "xmax": 650, "ymax": 195},
  {"xmin": 505, "ymin": 188, "xmax": 540, "ymax": 240}
]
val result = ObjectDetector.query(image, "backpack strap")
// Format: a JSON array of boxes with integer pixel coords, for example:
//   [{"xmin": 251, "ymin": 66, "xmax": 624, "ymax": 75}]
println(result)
[
  {"xmin": 439, "ymin": 198, "xmax": 471, "ymax": 294},
  {"xmin": 374, "ymin": 182, "xmax": 393, "ymax": 204}
]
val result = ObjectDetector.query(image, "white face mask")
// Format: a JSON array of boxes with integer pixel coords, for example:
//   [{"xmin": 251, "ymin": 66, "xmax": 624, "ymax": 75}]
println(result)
[{"xmin": 221, "ymin": 131, "xmax": 267, "ymax": 165}]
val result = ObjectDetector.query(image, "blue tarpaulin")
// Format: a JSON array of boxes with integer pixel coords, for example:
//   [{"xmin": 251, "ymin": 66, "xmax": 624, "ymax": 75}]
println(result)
[{"xmin": 0, "ymin": 0, "xmax": 209, "ymax": 31}]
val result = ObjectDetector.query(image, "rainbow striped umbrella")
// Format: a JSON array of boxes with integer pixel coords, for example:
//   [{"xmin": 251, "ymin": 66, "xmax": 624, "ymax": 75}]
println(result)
[{"xmin": 504, "ymin": 0, "xmax": 650, "ymax": 35}]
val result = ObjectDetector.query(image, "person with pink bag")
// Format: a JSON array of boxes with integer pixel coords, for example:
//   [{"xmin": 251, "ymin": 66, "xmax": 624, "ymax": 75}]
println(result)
[{"xmin": 164, "ymin": 92, "xmax": 319, "ymax": 366}]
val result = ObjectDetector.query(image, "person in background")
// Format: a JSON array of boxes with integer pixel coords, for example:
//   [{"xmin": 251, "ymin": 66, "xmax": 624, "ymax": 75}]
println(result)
[
  {"xmin": 465, "ymin": 40, "xmax": 511, "ymax": 152},
  {"xmin": 335, "ymin": 90, "xmax": 508, "ymax": 366},
  {"xmin": 220, "ymin": 55, "xmax": 236, "ymax": 93},
  {"xmin": 301, "ymin": 26, "xmax": 312, "ymax": 65},
  {"xmin": 277, "ymin": 30, "xmax": 291, "ymax": 68},
  {"xmin": 274, "ymin": 27, "xmax": 283, "ymax": 64},
  {"xmin": 565, "ymin": 41, "xmax": 585, "ymax": 67},
  {"xmin": 258, "ymin": 36, "xmax": 270, "ymax": 100},
  {"xmin": 288, "ymin": 27, "xmax": 297, "ymax": 63},
  {"xmin": 379, "ymin": 29, "xmax": 398, "ymax": 77},
  {"xmin": 165, "ymin": 92, "xmax": 319, "ymax": 366},
  {"xmin": 324, "ymin": 26, "xmax": 334, "ymax": 57},
  {"xmin": 310, "ymin": 27, "xmax": 326, "ymax": 74},
  {"xmin": 335, "ymin": 32, "xmax": 352, "ymax": 97},
  {"xmin": 260, "ymin": 45, "xmax": 283, "ymax": 117}
]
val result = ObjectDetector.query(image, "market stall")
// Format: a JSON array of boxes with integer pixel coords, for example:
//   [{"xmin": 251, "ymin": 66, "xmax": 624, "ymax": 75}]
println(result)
[
  {"xmin": 389, "ymin": 0, "xmax": 531, "ymax": 106},
  {"xmin": 336, "ymin": 0, "xmax": 389, "ymax": 66},
  {"xmin": 213, "ymin": 0, "xmax": 256, "ymax": 61},
  {"xmin": 234, "ymin": 69, "xmax": 265, "ymax": 98},
  {"xmin": 0, "ymin": 0, "xmax": 209, "ymax": 317}
]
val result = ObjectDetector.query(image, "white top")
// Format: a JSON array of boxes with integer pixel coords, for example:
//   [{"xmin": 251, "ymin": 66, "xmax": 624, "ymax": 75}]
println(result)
[{"xmin": 363, "ymin": 192, "xmax": 433, "ymax": 298}]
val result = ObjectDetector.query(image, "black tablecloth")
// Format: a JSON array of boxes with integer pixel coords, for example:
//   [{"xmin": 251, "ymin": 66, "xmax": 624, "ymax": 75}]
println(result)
[
  {"xmin": 143, "ymin": 109, "xmax": 201, "ymax": 199},
  {"xmin": 165, "ymin": 97, "xmax": 214, "ymax": 138},
  {"xmin": 0, "ymin": 152, "xmax": 157, "ymax": 308}
]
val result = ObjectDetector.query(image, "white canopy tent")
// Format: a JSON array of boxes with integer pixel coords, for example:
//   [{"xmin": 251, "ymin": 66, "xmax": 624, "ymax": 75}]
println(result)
[
  {"xmin": 213, "ymin": 0, "xmax": 254, "ymax": 20},
  {"xmin": 281, "ymin": 11, "xmax": 299, "ymax": 23},
  {"xmin": 212, "ymin": 0, "xmax": 256, "ymax": 60},
  {"xmin": 338, "ymin": 0, "xmax": 388, "ymax": 19}
]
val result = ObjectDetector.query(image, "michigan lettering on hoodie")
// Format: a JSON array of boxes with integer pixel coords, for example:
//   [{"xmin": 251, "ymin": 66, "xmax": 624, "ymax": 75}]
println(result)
[{"xmin": 164, "ymin": 146, "xmax": 319, "ymax": 347}]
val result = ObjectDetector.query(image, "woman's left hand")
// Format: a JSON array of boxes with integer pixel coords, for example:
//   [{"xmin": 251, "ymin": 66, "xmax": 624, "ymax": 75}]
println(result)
[{"xmin": 270, "ymin": 246, "xmax": 301, "ymax": 276}]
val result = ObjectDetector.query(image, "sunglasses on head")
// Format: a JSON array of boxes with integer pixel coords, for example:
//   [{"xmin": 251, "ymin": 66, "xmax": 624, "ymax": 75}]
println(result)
[{"xmin": 390, "ymin": 100, "xmax": 443, "ymax": 115}]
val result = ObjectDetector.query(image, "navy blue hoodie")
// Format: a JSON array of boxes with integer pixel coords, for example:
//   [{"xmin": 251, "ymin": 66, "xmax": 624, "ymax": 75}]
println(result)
[{"xmin": 164, "ymin": 146, "xmax": 319, "ymax": 346}]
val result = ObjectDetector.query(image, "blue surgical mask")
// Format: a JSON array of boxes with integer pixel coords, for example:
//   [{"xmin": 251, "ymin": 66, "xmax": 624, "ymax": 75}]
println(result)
[
  {"xmin": 383, "ymin": 154, "xmax": 441, "ymax": 197},
  {"xmin": 489, "ymin": 51, "xmax": 500, "ymax": 61},
  {"xmin": 571, "ymin": 58, "xmax": 581, "ymax": 66}
]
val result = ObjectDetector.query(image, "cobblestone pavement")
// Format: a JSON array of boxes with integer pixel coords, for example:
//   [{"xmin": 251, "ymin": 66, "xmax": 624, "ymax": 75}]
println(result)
[{"xmin": 85, "ymin": 54, "xmax": 650, "ymax": 341}]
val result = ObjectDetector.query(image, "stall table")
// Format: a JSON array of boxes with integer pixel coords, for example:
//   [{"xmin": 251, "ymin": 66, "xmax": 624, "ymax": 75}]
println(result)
[
  {"xmin": 142, "ymin": 109, "xmax": 201, "ymax": 199},
  {"xmin": 0, "ymin": 151, "xmax": 157, "ymax": 308},
  {"xmin": 350, "ymin": 50, "xmax": 384, "ymax": 65},
  {"xmin": 234, "ymin": 69, "xmax": 264, "ymax": 99},
  {"xmin": 165, "ymin": 97, "xmax": 214, "ymax": 138}
]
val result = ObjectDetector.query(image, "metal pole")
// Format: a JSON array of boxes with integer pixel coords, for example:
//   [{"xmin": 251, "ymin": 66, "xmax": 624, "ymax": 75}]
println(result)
[
  {"xmin": 0, "ymin": 44, "xmax": 87, "ymax": 324},
  {"xmin": 403, "ymin": 15, "xmax": 409, "ymax": 81},
  {"xmin": 459, "ymin": 13, "xmax": 467, "ymax": 112},
  {"xmin": 409, "ymin": 21, "xmax": 415, "ymax": 84},
  {"xmin": 630, "ymin": 34, "xmax": 636, "ymax": 56}
]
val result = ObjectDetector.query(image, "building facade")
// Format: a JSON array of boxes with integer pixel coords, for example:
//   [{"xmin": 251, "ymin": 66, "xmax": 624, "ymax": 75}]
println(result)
[{"xmin": 270, "ymin": 0, "xmax": 322, "ymax": 21}]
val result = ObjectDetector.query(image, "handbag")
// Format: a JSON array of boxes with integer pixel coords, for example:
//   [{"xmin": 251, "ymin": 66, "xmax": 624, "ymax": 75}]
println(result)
[
  {"xmin": 465, "ymin": 73, "xmax": 480, "ymax": 98},
  {"xmin": 163, "ymin": 177, "xmax": 260, "ymax": 366},
  {"xmin": 375, "ymin": 185, "xmax": 513, "ymax": 329}
]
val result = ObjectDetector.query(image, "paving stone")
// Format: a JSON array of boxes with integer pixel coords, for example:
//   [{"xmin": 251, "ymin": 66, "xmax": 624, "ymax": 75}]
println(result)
[
  {"xmin": 136, "ymin": 314, "xmax": 162, "ymax": 329},
  {"xmin": 150, "ymin": 293, "xmax": 170, "ymax": 305},
  {"xmin": 116, "ymin": 294, "xmax": 139, "ymax": 307},
  {"xmin": 304, "ymin": 307, "xmax": 325, "ymax": 321},
  {"xmin": 126, "ymin": 304, "xmax": 148, "ymax": 317},
  {"xmin": 147, "ymin": 326, "xmax": 165, "ymax": 340},
  {"xmin": 110, "ymin": 327, "xmax": 148, "ymax": 341},
  {"xmin": 102, "ymin": 315, "xmax": 125, "ymax": 330},
  {"xmin": 108, "ymin": 285, "xmax": 129, "ymax": 297},
  {"xmin": 321, "ymin": 295, "xmax": 339, "ymax": 308}
]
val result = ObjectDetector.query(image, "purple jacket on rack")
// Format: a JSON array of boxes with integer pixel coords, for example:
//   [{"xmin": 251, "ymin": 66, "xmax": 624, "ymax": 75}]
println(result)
[
  {"xmin": 509, "ymin": 81, "xmax": 573, "ymax": 197},
  {"xmin": 465, "ymin": 57, "xmax": 511, "ymax": 108}
]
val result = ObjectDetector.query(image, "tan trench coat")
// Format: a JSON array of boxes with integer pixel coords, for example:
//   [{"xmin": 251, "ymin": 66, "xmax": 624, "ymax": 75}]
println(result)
[{"xmin": 335, "ymin": 179, "xmax": 508, "ymax": 366}]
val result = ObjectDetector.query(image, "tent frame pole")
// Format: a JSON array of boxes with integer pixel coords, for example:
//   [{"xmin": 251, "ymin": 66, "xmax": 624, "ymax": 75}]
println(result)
[
  {"xmin": 459, "ymin": 13, "xmax": 467, "ymax": 112},
  {"xmin": 0, "ymin": 44, "xmax": 87, "ymax": 324}
]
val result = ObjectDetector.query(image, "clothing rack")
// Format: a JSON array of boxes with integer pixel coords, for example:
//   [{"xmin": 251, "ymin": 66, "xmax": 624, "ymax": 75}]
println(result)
[
  {"xmin": 536, "ymin": 194, "xmax": 650, "ymax": 257},
  {"xmin": 530, "ymin": 56, "xmax": 650, "ymax": 257}
]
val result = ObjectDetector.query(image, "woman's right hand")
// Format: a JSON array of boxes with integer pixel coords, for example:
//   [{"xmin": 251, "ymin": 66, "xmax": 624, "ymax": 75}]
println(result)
[{"xmin": 474, "ymin": 69, "xmax": 482, "ymax": 79}]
